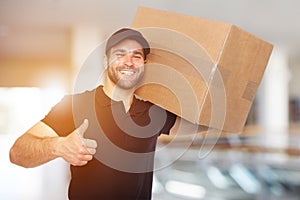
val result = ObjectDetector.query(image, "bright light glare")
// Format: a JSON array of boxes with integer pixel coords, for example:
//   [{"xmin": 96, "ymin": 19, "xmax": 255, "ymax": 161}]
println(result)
[
  {"xmin": 229, "ymin": 164, "xmax": 261, "ymax": 194},
  {"xmin": 0, "ymin": 87, "xmax": 68, "ymax": 199},
  {"xmin": 41, "ymin": 76, "xmax": 66, "ymax": 108},
  {"xmin": 42, "ymin": 86, "xmax": 65, "ymax": 107},
  {"xmin": 165, "ymin": 180, "xmax": 206, "ymax": 199},
  {"xmin": 207, "ymin": 166, "xmax": 230, "ymax": 189}
]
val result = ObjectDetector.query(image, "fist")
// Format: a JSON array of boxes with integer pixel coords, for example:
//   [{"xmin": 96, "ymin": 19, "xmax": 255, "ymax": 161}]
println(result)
[{"xmin": 55, "ymin": 119, "xmax": 98, "ymax": 166}]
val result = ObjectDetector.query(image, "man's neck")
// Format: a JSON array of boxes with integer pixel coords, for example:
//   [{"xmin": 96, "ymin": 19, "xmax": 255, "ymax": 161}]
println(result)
[{"xmin": 103, "ymin": 74, "xmax": 135, "ymax": 112}]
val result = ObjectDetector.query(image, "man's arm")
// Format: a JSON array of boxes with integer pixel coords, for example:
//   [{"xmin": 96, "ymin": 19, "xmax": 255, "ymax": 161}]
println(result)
[
  {"xmin": 169, "ymin": 117, "xmax": 209, "ymax": 135},
  {"xmin": 9, "ymin": 119, "xmax": 97, "ymax": 168},
  {"xmin": 159, "ymin": 117, "xmax": 210, "ymax": 143}
]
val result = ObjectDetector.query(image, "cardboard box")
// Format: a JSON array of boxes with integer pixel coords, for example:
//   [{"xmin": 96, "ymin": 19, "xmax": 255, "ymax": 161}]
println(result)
[{"xmin": 132, "ymin": 7, "xmax": 273, "ymax": 133}]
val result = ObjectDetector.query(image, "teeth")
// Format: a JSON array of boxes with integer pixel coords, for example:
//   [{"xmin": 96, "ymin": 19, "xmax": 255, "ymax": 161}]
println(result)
[{"xmin": 120, "ymin": 70, "xmax": 134, "ymax": 75}]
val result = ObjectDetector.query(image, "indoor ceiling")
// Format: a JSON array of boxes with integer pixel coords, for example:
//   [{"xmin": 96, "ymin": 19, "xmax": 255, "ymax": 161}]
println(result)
[{"xmin": 0, "ymin": 0, "xmax": 300, "ymax": 65}]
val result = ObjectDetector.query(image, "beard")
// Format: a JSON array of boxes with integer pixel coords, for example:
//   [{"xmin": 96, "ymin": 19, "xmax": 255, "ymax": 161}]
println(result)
[{"xmin": 107, "ymin": 65, "xmax": 144, "ymax": 89}]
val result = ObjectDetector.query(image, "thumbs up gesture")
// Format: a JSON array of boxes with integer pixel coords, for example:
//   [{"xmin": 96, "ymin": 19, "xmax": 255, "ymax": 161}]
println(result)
[{"xmin": 54, "ymin": 119, "xmax": 98, "ymax": 166}]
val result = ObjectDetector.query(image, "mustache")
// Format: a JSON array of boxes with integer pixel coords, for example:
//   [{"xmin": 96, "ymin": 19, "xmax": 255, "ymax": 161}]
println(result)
[{"xmin": 117, "ymin": 66, "xmax": 137, "ymax": 71}]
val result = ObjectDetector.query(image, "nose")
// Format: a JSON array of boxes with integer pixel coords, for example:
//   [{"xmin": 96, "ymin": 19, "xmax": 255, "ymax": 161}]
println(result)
[{"xmin": 123, "ymin": 54, "xmax": 134, "ymax": 67}]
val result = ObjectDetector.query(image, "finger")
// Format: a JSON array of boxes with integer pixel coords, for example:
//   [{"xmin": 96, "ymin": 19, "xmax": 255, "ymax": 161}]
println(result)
[
  {"xmin": 77, "ymin": 119, "xmax": 89, "ymax": 137},
  {"xmin": 77, "ymin": 154, "xmax": 93, "ymax": 161},
  {"xmin": 86, "ymin": 148, "xmax": 96, "ymax": 155},
  {"xmin": 71, "ymin": 155, "xmax": 92, "ymax": 166},
  {"xmin": 75, "ymin": 119, "xmax": 97, "ymax": 155},
  {"xmin": 82, "ymin": 138, "xmax": 97, "ymax": 155},
  {"xmin": 82, "ymin": 138, "xmax": 97, "ymax": 149},
  {"xmin": 71, "ymin": 160, "xmax": 88, "ymax": 167}
]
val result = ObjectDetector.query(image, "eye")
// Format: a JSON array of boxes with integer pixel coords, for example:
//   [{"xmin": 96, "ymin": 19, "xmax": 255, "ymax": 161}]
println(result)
[
  {"xmin": 133, "ymin": 54, "xmax": 143, "ymax": 59},
  {"xmin": 115, "ymin": 52, "xmax": 125, "ymax": 57}
]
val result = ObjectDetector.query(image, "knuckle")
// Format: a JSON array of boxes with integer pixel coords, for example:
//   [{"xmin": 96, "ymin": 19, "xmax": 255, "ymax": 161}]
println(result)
[
  {"xmin": 77, "ymin": 146, "xmax": 87, "ymax": 154},
  {"xmin": 75, "ymin": 154, "xmax": 84, "ymax": 160},
  {"xmin": 77, "ymin": 148, "xmax": 84, "ymax": 154}
]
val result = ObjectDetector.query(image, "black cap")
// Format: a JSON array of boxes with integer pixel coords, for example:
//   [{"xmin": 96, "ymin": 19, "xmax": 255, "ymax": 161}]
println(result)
[{"xmin": 105, "ymin": 28, "xmax": 150, "ymax": 59}]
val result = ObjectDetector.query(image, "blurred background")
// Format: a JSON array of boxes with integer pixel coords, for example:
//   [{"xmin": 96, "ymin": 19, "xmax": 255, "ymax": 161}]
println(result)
[{"xmin": 0, "ymin": 0, "xmax": 300, "ymax": 199}]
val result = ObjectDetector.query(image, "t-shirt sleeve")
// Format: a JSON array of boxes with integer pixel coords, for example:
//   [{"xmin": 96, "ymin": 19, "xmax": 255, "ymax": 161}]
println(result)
[
  {"xmin": 41, "ymin": 95, "xmax": 75, "ymax": 137},
  {"xmin": 159, "ymin": 110, "xmax": 177, "ymax": 135}
]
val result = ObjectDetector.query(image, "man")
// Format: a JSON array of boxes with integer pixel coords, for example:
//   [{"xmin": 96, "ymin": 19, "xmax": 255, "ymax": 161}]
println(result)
[{"xmin": 9, "ymin": 28, "xmax": 177, "ymax": 200}]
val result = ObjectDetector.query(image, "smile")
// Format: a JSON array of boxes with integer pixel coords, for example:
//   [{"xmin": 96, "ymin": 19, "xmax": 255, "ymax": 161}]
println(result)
[{"xmin": 120, "ymin": 70, "xmax": 135, "ymax": 76}]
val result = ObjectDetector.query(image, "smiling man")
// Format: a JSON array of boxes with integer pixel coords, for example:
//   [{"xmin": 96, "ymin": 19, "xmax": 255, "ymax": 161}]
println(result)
[
  {"xmin": 107, "ymin": 39, "xmax": 145, "ymax": 89},
  {"xmin": 10, "ymin": 28, "xmax": 177, "ymax": 200}
]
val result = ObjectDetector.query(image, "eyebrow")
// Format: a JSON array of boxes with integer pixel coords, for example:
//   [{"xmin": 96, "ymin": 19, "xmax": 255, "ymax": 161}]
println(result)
[{"xmin": 112, "ymin": 49, "xmax": 144, "ymax": 56}]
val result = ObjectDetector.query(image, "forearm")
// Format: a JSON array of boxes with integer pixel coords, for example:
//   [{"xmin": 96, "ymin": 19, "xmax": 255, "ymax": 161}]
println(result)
[
  {"xmin": 10, "ymin": 133, "xmax": 60, "ymax": 168},
  {"xmin": 10, "ymin": 120, "xmax": 96, "ymax": 167}
]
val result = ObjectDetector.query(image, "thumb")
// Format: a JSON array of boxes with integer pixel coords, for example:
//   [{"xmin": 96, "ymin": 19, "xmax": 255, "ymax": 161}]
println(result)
[
  {"xmin": 77, "ymin": 119, "xmax": 89, "ymax": 138},
  {"xmin": 76, "ymin": 119, "xmax": 97, "ymax": 155}
]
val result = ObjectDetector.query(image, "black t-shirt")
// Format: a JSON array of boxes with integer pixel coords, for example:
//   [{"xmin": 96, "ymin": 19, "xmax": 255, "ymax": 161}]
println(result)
[{"xmin": 42, "ymin": 86, "xmax": 176, "ymax": 200}]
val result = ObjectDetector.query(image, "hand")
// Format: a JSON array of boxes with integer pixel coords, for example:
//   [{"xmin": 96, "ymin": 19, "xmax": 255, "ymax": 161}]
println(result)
[{"xmin": 54, "ymin": 119, "xmax": 98, "ymax": 166}]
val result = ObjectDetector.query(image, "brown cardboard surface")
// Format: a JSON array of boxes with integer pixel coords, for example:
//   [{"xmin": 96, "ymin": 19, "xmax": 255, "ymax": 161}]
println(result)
[{"xmin": 132, "ymin": 7, "xmax": 273, "ymax": 133}]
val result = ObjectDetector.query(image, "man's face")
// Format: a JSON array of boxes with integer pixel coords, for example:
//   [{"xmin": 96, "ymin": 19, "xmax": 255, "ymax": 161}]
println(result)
[{"xmin": 107, "ymin": 39, "xmax": 145, "ymax": 89}]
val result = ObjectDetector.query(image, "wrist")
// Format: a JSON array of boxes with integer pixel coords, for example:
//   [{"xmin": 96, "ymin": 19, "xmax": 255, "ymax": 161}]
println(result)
[{"xmin": 51, "ymin": 136, "xmax": 64, "ymax": 158}]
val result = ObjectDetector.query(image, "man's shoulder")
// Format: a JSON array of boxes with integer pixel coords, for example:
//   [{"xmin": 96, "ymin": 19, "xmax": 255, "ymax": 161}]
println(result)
[{"xmin": 71, "ymin": 86, "xmax": 103, "ymax": 99}]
